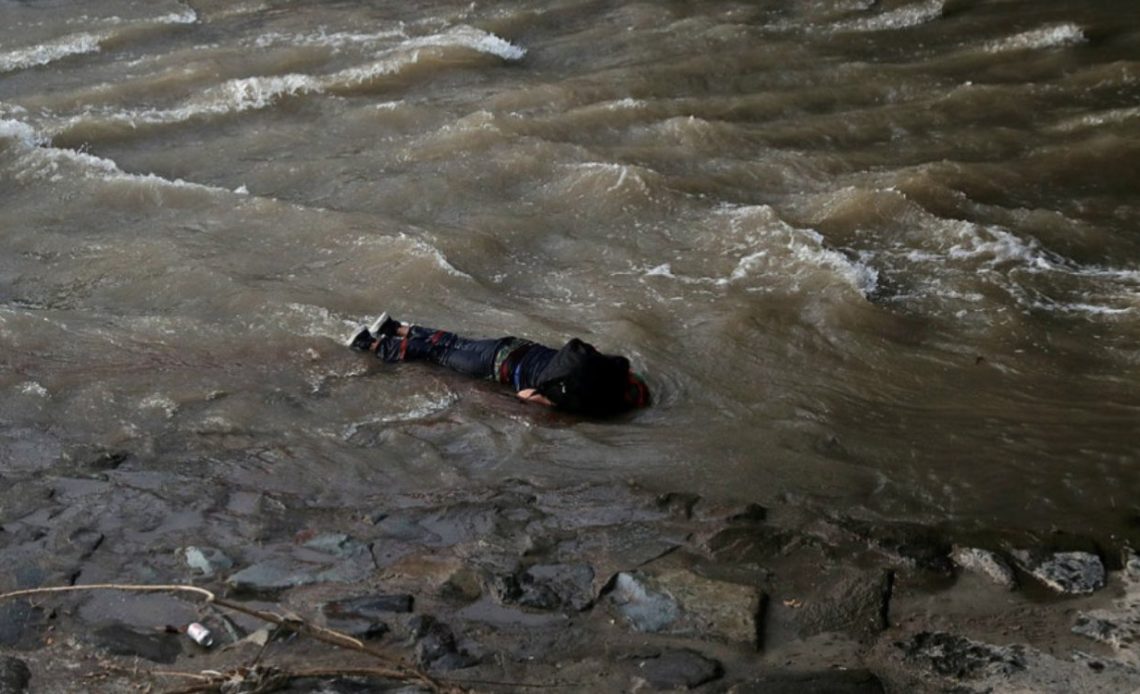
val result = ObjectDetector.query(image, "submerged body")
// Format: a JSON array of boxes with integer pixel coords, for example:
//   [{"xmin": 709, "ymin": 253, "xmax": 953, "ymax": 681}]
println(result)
[{"xmin": 349, "ymin": 314, "xmax": 650, "ymax": 416}]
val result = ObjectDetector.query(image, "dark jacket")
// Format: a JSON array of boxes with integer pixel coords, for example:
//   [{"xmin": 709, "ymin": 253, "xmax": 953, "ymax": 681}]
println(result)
[{"xmin": 535, "ymin": 339, "xmax": 634, "ymax": 417}]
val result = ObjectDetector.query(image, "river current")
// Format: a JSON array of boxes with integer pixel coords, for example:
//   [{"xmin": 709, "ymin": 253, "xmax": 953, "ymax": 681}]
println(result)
[{"xmin": 1, "ymin": 0, "xmax": 1138, "ymax": 541}]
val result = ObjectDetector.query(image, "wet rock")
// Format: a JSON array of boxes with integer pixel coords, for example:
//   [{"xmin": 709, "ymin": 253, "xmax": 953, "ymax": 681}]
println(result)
[
  {"xmin": 776, "ymin": 568, "xmax": 893, "ymax": 642},
  {"xmin": 1012, "ymin": 550, "xmax": 1105, "ymax": 594},
  {"xmin": 0, "ymin": 601, "xmax": 45, "ymax": 650},
  {"xmin": 375, "ymin": 513, "xmax": 440, "ymax": 544},
  {"xmin": 0, "ymin": 656, "xmax": 31, "ymax": 694},
  {"xmin": 607, "ymin": 569, "xmax": 763, "ymax": 647},
  {"xmin": 440, "ymin": 566, "xmax": 483, "ymax": 603},
  {"xmin": 325, "ymin": 618, "xmax": 390, "ymax": 641},
  {"xmin": 408, "ymin": 615, "xmax": 477, "ymax": 671},
  {"xmin": 65, "ymin": 528, "xmax": 104, "ymax": 560},
  {"xmin": 1072, "ymin": 551, "xmax": 1140, "ymax": 664},
  {"xmin": 727, "ymin": 503, "xmax": 768, "ymax": 524},
  {"xmin": 656, "ymin": 492, "xmax": 701, "ymax": 519},
  {"xmin": 633, "ymin": 648, "xmax": 723, "ymax": 689},
  {"xmin": 324, "ymin": 594, "xmax": 415, "ymax": 619},
  {"xmin": 1073, "ymin": 614, "xmax": 1136, "ymax": 651},
  {"xmin": 181, "ymin": 546, "xmax": 234, "ymax": 577},
  {"xmin": 89, "ymin": 624, "xmax": 181, "ymax": 664},
  {"xmin": 850, "ymin": 520, "xmax": 953, "ymax": 574},
  {"xmin": 495, "ymin": 563, "xmax": 595, "ymax": 612},
  {"xmin": 554, "ymin": 522, "xmax": 684, "ymax": 593},
  {"xmin": 704, "ymin": 524, "xmax": 799, "ymax": 564},
  {"xmin": 951, "ymin": 547, "xmax": 1016, "ymax": 590},
  {"xmin": 226, "ymin": 561, "xmax": 315, "ymax": 596},
  {"xmin": 226, "ymin": 551, "xmax": 374, "ymax": 597},
  {"xmin": 84, "ymin": 450, "xmax": 129, "ymax": 471},
  {"xmin": 607, "ymin": 572, "xmax": 680, "ymax": 632},
  {"xmin": 298, "ymin": 532, "xmax": 368, "ymax": 558},
  {"xmin": 692, "ymin": 499, "xmax": 767, "ymax": 524},
  {"xmin": 898, "ymin": 631, "xmax": 1026, "ymax": 679},
  {"xmin": 729, "ymin": 669, "xmax": 885, "ymax": 693}
]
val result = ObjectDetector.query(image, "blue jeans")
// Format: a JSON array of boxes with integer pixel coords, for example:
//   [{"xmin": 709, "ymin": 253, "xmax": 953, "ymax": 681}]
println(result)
[{"xmin": 375, "ymin": 325, "xmax": 508, "ymax": 380}]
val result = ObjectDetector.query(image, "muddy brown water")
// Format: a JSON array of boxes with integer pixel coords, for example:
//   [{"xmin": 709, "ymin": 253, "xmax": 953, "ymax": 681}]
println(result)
[{"xmin": 1, "ymin": 0, "xmax": 1138, "ymax": 544}]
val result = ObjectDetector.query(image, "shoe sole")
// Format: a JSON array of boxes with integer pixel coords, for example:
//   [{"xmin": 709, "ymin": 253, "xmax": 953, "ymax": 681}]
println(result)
[
  {"xmin": 345, "ymin": 325, "xmax": 369, "ymax": 348},
  {"xmin": 368, "ymin": 312, "xmax": 390, "ymax": 335}
]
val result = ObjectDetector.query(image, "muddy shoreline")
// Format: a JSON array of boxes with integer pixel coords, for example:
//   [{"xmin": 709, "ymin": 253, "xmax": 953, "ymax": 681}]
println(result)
[{"xmin": 2, "ymin": 439, "xmax": 1139, "ymax": 693}]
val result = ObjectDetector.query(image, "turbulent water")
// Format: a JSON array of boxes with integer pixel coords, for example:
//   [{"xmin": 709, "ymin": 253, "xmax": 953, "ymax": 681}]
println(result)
[{"xmin": 1, "ymin": 0, "xmax": 1137, "ymax": 539}]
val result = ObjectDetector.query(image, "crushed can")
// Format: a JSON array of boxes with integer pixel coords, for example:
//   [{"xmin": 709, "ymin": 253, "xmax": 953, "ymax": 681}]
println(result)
[{"xmin": 186, "ymin": 622, "xmax": 214, "ymax": 648}]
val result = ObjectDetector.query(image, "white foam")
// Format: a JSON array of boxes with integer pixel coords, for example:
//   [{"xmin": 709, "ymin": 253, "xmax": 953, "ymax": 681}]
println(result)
[
  {"xmin": 947, "ymin": 225, "xmax": 1049, "ymax": 268},
  {"xmin": 0, "ymin": 32, "xmax": 103, "ymax": 73},
  {"xmin": 326, "ymin": 54, "xmax": 415, "ymax": 89},
  {"xmin": 152, "ymin": 9, "xmax": 199, "ymax": 25},
  {"xmin": 607, "ymin": 98, "xmax": 648, "ymax": 110},
  {"xmin": 403, "ymin": 235, "xmax": 473, "ymax": 279},
  {"xmin": 65, "ymin": 73, "xmax": 326, "ymax": 130},
  {"xmin": 0, "ymin": 118, "xmax": 46, "ymax": 147},
  {"xmin": 404, "ymin": 25, "xmax": 526, "ymax": 61},
  {"xmin": 715, "ymin": 205, "xmax": 879, "ymax": 297},
  {"xmin": 220, "ymin": 74, "xmax": 322, "ymax": 111},
  {"xmin": 833, "ymin": 0, "xmax": 943, "ymax": 32},
  {"xmin": 47, "ymin": 26, "xmax": 523, "ymax": 134},
  {"xmin": 140, "ymin": 394, "xmax": 178, "ymax": 418},
  {"xmin": 341, "ymin": 392, "xmax": 459, "ymax": 436},
  {"xmin": 2, "ymin": 117, "xmax": 232, "ymax": 194},
  {"xmin": 251, "ymin": 27, "xmax": 406, "ymax": 50},
  {"xmin": 1043, "ymin": 302, "xmax": 1134, "ymax": 316},
  {"xmin": 1053, "ymin": 106, "xmax": 1140, "ymax": 132},
  {"xmin": 19, "ymin": 382, "xmax": 49, "ymax": 398},
  {"xmin": 986, "ymin": 23, "xmax": 1085, "ymax": 53}
]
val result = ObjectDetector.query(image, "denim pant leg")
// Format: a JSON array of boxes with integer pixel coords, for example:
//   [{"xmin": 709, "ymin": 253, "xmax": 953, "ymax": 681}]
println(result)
[{"xmin": 376, "ymin": 326, "xmax": 505, "ymax": 380}]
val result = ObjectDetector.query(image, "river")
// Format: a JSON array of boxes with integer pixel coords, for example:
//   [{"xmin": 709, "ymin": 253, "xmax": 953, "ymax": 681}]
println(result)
[{"xmin": 2, "ymin": 0, "xmax": 1138, "ymax": 547}]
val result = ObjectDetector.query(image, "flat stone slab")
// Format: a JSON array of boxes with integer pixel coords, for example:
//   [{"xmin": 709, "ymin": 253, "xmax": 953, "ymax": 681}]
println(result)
[
  {"xmin": 607, "ymin": 569, "xmax": 763, "ymax": 647},
  {"xmin": 793, "ymin": 568, "xmax": 893, "ymax": 641},
  {"xmin": 632, "ymin": 648, "xmax": 723, "ymax": 689},
  {"xmin": 225, "ymin": 553, "xmax": 374, "ymax": 597}
]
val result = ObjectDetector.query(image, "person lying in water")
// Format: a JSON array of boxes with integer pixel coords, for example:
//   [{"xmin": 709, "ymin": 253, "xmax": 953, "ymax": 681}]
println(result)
[{"xmin": 347, "ymin": 313, "xmax": 650, "ymax": 417}]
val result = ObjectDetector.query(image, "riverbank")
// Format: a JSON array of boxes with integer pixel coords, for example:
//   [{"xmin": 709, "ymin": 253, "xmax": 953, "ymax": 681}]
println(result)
[{"xmin": 2, "ymin": 440, "xmax": 1138, "ymax": 693}]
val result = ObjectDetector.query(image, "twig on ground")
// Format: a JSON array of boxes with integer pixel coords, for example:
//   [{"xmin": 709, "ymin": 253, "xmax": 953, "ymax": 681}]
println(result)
[{"xmin": 0, "ymin": 583, "xmax": 461, "ymax": 693}]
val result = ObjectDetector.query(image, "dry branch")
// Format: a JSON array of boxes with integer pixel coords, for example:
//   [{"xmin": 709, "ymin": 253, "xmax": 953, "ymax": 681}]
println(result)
[{"xmin": 0, "ymin": 582, "xmax": 462, "ymax": 693}]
